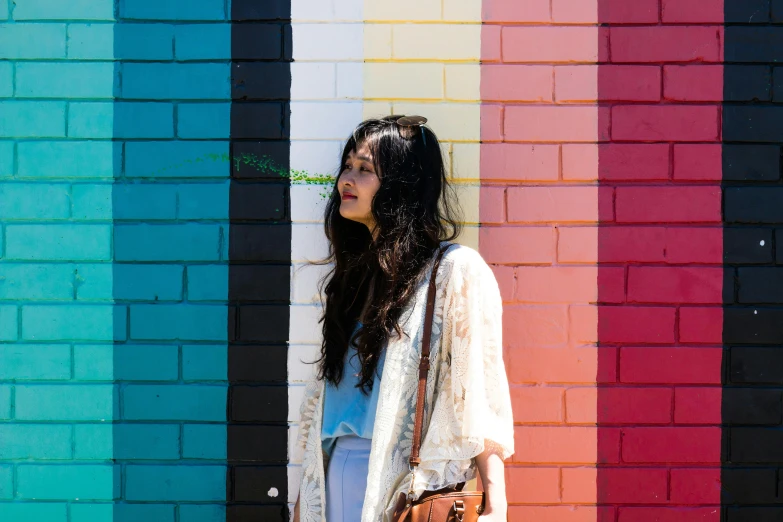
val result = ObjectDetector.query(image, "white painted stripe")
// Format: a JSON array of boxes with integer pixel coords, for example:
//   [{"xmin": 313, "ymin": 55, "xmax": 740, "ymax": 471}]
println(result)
[{"xmin": 288, "ymin": 0, "xmax": 365, "ymax": 505}]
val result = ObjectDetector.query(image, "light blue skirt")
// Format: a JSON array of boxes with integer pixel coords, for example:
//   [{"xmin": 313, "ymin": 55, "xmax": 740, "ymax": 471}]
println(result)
[{"xmin": 326, "ymin": 435, "xmax": 372, "ymax": 522}]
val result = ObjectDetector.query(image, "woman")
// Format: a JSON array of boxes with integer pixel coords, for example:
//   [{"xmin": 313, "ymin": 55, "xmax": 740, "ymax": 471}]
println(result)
[{"xmin": 293, "ymin": 116, "xmax": 515, "ymax": 522}]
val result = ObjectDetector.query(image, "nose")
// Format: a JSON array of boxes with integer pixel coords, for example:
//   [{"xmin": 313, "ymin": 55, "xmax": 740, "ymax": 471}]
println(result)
[{"xmin": 340, "ymin": 168, "xmax": 356, "ymax": 186}]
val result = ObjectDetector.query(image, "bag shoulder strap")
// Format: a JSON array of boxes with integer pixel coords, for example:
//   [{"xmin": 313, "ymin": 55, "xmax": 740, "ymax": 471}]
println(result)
[{"xmin": 409, "ymin": 242, "xmax": 451, "ymax": 468}]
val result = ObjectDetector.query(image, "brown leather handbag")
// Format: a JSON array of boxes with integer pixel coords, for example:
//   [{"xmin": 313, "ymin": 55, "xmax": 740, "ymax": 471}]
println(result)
[{"xmin": 391, "ymin": 243, "xmax": 486, "ymax": 522}]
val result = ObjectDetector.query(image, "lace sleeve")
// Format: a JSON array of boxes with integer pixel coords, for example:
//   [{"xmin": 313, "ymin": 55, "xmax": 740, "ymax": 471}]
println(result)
[
  {"xmin": 292, "ymin": 368, "xmax": 324, "ymax": 506},
  {"xmin": 446, "ymin": 250, "xmax": 515, "ymax": 460},
  {"xmin": 411, "ymin": 249, "xmax": 515, "ymax": 496},
  {"xmin": 295, "ymin": 374, "xmax": 322, "ymax": 458}
]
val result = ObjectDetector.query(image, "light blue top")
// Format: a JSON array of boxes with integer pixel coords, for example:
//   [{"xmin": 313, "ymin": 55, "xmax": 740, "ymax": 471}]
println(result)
[{"xmin": 321, "ymin": 321, "xmax": 386, "ymax": 456}]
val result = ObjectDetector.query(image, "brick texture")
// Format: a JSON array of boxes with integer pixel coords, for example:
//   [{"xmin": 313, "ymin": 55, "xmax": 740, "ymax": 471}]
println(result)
[
  {"xmin": 481, "ymin": 0, "xmax": 725, "ymax": 519},
  {"xmin": 15, "ymin": 0, "xmax": 783, "ymax": 519},
  {"xmin": 0, "ymin": 4, "xmax": 231, "ymax": 518},
  {"xmin": 480, "ymin": 1, "xmax": 603, "ymax": 518},
  {"xmin": 722, "ymin": 1, "xmax": 783, "ymax": 518},
  {"xmin": 596, "ymin": 1, "xmax": 724, "ymax": 518},
  {"xmin": 229, "ymin": 0, "xmax": 293, "ymax": 517}
]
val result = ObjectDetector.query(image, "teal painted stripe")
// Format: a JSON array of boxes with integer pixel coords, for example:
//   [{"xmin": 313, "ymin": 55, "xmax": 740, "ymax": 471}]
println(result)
[
  {"xmin": 0, "ymin": 2, "xmax": 232, "ymax": 516},
  {"xmin": 0, "ymin": 4, "xmax": 121, "ymax": 514}
]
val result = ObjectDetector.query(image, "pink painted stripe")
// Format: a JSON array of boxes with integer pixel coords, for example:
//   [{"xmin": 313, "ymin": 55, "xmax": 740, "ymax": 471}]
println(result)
[{"xmin": 480, "ymin": 1, "xmax": 601, "ymax": 519}]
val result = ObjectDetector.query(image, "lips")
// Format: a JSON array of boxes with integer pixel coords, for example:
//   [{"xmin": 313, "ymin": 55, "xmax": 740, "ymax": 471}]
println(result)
[{"xmin": 342, "ymin": 193, "xmax": 357, "ymax": 200}]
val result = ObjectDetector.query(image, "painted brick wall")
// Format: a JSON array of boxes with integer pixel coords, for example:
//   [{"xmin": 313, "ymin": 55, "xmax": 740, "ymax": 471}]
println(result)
[
  {"xmin": 721, "ymin": 0, "xmax": 783, "ymax": 519},
  {"xmin": 596, "ymin": 2, "xmax": 724, "ymax": 521},
  {"xmin": 112, "ymin": 0, "xmax": 232, "ymax": 518},
  {"xmin": 0, "ymin": 0, "xmax": 231, "ymax": 520},
  {"xmin": 226, "ymin": 1, "xmax": 293, "ymax": 518},
  {"xmin": 479, "ymin": 1, "xmax": 603, "ymax": 520},
  {"xmin": 1, "ymin": 2, "xmax": 121, "ymax": 519},
  {"xmin": 5, "ymin": 0, "xmax": 783, "ymax": 521},
  {"xmin": 286, "ymin": 0, "xmax": 362, "ymax": 505},
  {"xmin": 479, "ymin": 0, "xmax": 724, "ymax": 520}
]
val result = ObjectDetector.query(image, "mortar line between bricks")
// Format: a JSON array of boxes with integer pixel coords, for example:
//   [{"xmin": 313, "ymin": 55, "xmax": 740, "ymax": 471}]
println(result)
[
  {"xmin": 172, "ymin": 103, "xmax": 179, "ymax": 138},
  {"xmin": 9, "ymin": 386, "xmax": 15, "ymax": 420},
  {"xmin": 69, "ymin": 344, "xmax": 75, "ymax": 380},
  {"xmin": 63, "ymin": 102, "xmax": 69, "ymax": 138},
  {"xmin": 69, "ymin": 424, "xmax": 75, "ymax": 459},
  {"xmin": 14, "ymin": 304, "xmax": 21, "ymax": 341},
  {"xmin": 9, "ymin": 62, "xmax": 16, "ymax": 98}
]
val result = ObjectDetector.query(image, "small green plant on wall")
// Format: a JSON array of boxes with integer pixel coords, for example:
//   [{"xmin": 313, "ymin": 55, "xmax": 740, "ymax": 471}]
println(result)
[{"xmin": 151, "ymin": 152, "xmax": 335, "ymax": 199}]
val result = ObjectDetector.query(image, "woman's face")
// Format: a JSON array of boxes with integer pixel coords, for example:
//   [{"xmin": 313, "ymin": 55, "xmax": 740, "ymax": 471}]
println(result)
[{"xmin": 337, "ymin": 141, "xmax": 381, "ymax": 235}]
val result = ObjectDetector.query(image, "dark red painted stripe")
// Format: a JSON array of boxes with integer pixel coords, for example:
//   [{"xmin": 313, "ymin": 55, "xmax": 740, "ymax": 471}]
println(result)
[{"xmin": 597, "ymin": 1, "xmax": 724, "ymax": 520}]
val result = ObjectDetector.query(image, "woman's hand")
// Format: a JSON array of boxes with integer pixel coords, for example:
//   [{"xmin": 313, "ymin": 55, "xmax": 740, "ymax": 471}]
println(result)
[
  {"xmin": 478, "ymin": 510, "xmax": 508, "ymax": 522},
  {"xmin": 475, "ymin": 441, "xmax": 509, "ymax": 522},
  {"xmin": 292, "ymin": 497, "xmax": 300, "ymax": 522}
]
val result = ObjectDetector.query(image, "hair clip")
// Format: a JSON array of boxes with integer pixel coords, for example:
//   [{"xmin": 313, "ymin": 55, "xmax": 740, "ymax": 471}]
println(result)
[{"xmin": 395, "ymin": 115, "xmax": 428, "ymax": 145}]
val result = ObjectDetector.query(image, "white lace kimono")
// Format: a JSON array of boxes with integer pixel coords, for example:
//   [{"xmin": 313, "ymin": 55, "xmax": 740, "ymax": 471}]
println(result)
[{"xmin": 295, "ymin": 242, "xmax": 515, "ymax": 522}]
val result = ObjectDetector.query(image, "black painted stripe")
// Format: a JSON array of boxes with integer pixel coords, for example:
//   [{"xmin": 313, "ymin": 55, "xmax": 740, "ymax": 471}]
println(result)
[
  {"xmin": 229, "ymin": 1, "xmax": 292, "ymax": 520},
  {"xmin": 723, "ymin": 2, "xmax": 783, "ymax": 521}
]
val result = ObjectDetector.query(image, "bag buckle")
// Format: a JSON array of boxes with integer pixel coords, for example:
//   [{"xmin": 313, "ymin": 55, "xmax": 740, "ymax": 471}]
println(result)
[
  {"xmin": 453, "ymin": 500, "xmax": 465, "ymax": 522},
  {"xmin": 406, "ymin": 471, "xmax": 416, "ymax": 502}
]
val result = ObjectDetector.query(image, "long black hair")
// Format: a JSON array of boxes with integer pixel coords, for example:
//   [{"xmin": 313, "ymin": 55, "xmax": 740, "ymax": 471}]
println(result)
[{"xmin": 314, "ymin": 116, "xmax": 463, "ymax": 394}]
